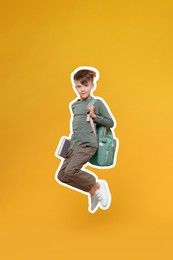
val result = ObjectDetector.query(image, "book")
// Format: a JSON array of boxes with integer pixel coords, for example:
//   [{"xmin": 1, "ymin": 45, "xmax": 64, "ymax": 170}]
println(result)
[{"xmin": 55, "ymin": 137, "xmax": 71, "ymax": 158}]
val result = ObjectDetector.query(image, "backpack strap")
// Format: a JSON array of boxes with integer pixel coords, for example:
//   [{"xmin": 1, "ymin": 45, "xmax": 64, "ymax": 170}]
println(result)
[
  {"xmin": 86, "ymin": 98, "xmax": 107, "ymax": 139},
  {"xmin": 86, "ymin": 98, "xmax": 97, "ymax": 137},
  {"xmin": 88, "ymin": 98, "xmax": 96, "ymax": 106}
]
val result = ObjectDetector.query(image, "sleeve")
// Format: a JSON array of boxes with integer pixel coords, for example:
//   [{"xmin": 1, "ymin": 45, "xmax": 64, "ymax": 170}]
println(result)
[
  {"xmin": 93, "ymin": 99, "xmax": 115, "ymax": 128},
  {"xmin": 70, "ymin": 100, "xmax": 76, "ymax": 115},
  {"xmin": 71, "ymin": 104, "xmax": 74, "ymax": 114}
]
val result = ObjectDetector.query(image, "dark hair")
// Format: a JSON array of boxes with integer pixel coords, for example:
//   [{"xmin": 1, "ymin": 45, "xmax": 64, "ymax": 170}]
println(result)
[{"xmin": 74, "ymin": 69, "xmax": 96, "ymax": 85}]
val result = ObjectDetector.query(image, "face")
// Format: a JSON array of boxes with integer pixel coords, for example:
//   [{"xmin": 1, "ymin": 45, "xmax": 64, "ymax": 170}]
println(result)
[{"xmin": 74, "ymin": 80, "xmax": 94, "ymax": 101}]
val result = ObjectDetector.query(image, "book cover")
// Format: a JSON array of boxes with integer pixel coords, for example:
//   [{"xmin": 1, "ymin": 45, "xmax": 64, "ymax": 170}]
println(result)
[{"xmin": 55, "ymin": 137, "xmax": 70, "ymax": 158}]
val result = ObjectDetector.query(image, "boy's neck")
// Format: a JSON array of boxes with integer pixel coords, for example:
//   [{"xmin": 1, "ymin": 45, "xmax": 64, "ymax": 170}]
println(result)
[{"xmin": 80, "ymin": 96, "xmax": 92, "ymax": 101}]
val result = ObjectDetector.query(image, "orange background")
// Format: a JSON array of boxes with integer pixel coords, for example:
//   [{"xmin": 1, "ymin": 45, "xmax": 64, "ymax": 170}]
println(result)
[{"xmin": 1, "ymin": 1, "xmax": 173, "ymax": 259}]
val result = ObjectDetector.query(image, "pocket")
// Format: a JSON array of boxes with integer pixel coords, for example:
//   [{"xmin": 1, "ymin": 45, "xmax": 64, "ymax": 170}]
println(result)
[
  {"xmin": 107, "ymin": 140, "xmax": 116, "ymax": 165},
  {"xmin": 97, "ymin": 140, "xmax": 115, "ymax": 166}
]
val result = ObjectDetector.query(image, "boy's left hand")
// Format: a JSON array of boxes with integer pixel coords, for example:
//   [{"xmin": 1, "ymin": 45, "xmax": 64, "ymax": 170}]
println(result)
[{"xmin": 87, "ymin": 104, "xmax": 96, "ymax": 119}]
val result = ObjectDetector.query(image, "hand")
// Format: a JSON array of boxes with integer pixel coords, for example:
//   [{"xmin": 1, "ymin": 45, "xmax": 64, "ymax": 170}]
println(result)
[{"xmin": 87, "ymin": 104, "xmax": 96, "ymax": 119}]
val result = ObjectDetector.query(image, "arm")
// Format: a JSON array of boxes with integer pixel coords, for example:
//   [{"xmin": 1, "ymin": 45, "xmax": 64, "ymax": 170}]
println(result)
[{"xmin": 88, "ymin": 99, "xmax": 115, "ymax": 128}]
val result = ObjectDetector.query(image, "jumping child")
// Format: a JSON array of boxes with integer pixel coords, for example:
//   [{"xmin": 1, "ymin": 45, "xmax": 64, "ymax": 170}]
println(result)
[{"xmin": 56, "ymin": 66, "xmax": 116, "ymax": 213}]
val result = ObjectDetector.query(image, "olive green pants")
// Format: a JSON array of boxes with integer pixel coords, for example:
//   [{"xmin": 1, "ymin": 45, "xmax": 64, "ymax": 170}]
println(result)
[{"xmin": 57, "ymin": 144, "xmax": 97, "ymax": 192}]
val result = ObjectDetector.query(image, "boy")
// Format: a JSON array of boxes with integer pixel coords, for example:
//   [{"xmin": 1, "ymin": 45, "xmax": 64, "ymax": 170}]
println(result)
[{"xmin": 56, "ymin": 66, "xmax": 116, "ymax": 213}]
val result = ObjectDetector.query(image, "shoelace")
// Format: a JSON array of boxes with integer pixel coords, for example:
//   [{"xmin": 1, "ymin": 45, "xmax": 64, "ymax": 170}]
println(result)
[{"xmin": 95, "ymin": 190, "xmax": 104, "ymax": 200}]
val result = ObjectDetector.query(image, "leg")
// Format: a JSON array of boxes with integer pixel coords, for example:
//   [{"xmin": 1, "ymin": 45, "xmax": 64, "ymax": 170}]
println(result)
[
  {"xmin": 57, "ymin": 149, "xmax": 87, "ymax": 191},
  {"xmin": 57, "ymin": 145, "xmax": 111, "ymax": 213},
  {"xmin": 57, "ymin": 145, "xmax": 97, "ymax": 192}
]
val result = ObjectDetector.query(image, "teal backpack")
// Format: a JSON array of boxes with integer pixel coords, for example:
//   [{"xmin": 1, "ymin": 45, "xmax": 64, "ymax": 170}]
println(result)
[{"xmin": 87, "ymin": 98, "xmax": 117, "ymax": 167}]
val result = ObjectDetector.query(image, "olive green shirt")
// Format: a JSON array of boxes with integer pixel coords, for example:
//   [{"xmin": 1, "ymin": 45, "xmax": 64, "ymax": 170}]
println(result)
[{"xmin": 69, "ymin": 97, "xmax": 114, "ymax": 149}]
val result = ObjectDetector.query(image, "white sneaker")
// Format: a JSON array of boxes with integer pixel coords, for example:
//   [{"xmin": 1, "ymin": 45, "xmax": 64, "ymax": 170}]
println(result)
[
  {"xmin": 88, "ymin": 193, "xmax": 100, "ymax": 213},
  {"xmin": 95, "ymin": 180, "xmax": 111, "ymax": 209}
]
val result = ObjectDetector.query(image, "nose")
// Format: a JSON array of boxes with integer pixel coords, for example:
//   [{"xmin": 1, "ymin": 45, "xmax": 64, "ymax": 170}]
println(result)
[{"xmin": 81, "ymin": 86, "xmax": 85, "ymax": 92}]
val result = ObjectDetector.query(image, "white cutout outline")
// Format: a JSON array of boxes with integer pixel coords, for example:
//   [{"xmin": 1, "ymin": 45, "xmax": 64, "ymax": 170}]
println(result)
[{"xmin": 54, "ymin": 66, "xmax": 119, "ymax": 213}]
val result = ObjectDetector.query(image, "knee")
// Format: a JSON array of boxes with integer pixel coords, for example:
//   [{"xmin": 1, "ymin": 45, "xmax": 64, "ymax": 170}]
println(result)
[{"xmin": 57, "ymin": 169, "xmax": 66, "ymax": 183}]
